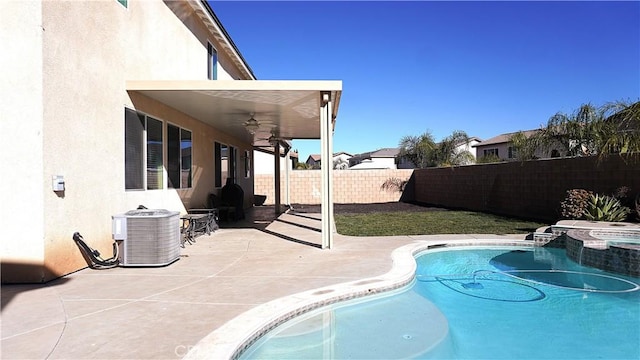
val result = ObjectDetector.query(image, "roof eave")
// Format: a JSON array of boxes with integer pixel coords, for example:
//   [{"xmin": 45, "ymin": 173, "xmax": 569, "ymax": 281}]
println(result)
[{"xmin": 187, "ymin": 0, "xmax": 257, "ymax": 80}]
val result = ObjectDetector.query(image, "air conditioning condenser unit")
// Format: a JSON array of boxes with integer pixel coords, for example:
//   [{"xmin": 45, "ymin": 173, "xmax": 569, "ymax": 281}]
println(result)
[{"xmin": 112, "ymin": 209, "xmax": 180, "ymax": 266}]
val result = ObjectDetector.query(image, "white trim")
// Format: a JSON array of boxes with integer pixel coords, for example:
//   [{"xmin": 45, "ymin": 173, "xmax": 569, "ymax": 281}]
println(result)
[{"xmin": 127, "ymin": 79, "xmax": 342, "ymax": 92}]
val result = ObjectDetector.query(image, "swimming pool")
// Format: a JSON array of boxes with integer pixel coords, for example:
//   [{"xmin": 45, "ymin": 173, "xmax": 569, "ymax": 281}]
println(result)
[{"xmin": 239, "ymin": 246, "xmax": 640, "ymax": 359}]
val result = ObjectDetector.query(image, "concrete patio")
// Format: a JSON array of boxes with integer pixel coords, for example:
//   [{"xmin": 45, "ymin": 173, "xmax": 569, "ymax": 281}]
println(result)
[{"xmin": 1, "ymin": 207, "xmax": 530, "ymax": 359}]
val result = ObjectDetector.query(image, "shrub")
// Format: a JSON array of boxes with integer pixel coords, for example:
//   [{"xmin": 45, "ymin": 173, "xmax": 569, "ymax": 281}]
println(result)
[
  {"xmin": 381, "ymin": 177, "xmax": 408, "ymax": 192},
  {"xmin": 559, "ymin": 189, "xmax": 593, "ymax": 219},
  {"xmin": 476, "ymin": 154, "xmax": 503, "ymax": 164},
  {"xmin": 584, "ymin": 193, "xmax": 631, "ymax": 222}
]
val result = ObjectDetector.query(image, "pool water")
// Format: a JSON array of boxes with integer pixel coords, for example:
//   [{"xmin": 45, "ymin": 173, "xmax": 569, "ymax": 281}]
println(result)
[{"xmin": 239, "ymin": 247, "xmax": 640, "ymax": 359}]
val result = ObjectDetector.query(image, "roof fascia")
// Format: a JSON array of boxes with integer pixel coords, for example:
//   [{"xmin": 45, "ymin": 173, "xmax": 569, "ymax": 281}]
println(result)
[{"xmin": 126, "ymin": 79, "xmax": 342, "ymax": 92}]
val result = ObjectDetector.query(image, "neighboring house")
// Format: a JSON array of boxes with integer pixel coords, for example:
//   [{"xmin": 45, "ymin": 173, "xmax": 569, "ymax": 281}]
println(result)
[
  {"xmin": 305, "ymin": 152, "xmax": 352, "ymax": 169},
  {"xmin": 475, "ymin": 103, "xmax": 639, "ymax": 162},
  {"xmin": 473, "ymin": 130, "xmax": 532, "ymax": 161},
  {"xmin": 473, "ymin": 130, "xmax": 557, "ymax": 161},
  {"xmin": 350, "ymin": 137, "xmax": 481, "ymax": 170},
  {"xmin": 455, "ymin": 136, "xmax": 483, "ymax": 165},
  {"xmin": 253, "ymin": 145, "xmax": 298, "ymax": 175},
  {"xmin": 3, "ymin": 0, "xmax": 341, "ymax": 283},
  {"xmin": 333, "ymin": 152, "xmax": 352, "ymax": 169},
  {"xmin": 306, "ymin": 154, "xmax": 322, "ymax": 168},
  {"xmin": 350, "ymin": 148, "xmax": 399, "ymax": 169}
]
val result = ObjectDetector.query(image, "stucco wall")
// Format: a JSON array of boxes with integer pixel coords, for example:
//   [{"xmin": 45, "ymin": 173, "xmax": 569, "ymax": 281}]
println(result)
[
  {"xmin": 474, "ymin": 143, "xmax": 513, "ymax": 160},
  {"xmin": 1, "ymin": 1, "xmax": 46, "ymax": 282},
  {"xmin": 255, "ymin": 169, "xmax": 414, "ymax": 205},
  {"xmin": 3, "ymin": 1, "xmax": 253, "ymax": 283},
  {"xmin": 253, "ymin": 149, "xmax": 293, "ymax": 175},
  {"xmin": 412, "ymin": 155, "xmax": 640, "ymax": 222}
]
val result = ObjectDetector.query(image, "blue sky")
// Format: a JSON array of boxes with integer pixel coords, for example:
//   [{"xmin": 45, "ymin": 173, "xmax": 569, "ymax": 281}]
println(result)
[{"xmin": 210, "ymin": 1, "xmax": 640, "ymax": 161}]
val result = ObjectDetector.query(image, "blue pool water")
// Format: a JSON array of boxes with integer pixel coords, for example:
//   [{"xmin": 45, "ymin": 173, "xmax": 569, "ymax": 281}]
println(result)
[{"xmin": 240, "ymin": 247, "xmax": 640, "ymax": 359}]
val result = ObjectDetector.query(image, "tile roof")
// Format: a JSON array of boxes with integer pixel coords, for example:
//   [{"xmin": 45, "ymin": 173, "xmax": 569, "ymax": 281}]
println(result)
[
  {"xmin": 352, "ymin": 147, "xmax": 400, "ymax": 159},
  {"xmin": 473, "ymin": 130, "xmax": 538, "ymax": 147}
]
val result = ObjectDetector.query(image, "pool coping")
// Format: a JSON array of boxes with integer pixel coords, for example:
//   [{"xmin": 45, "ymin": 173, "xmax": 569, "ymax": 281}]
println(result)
[{"xmin": 184, "ymin": 238, "xmax": 533, "ymax": 360}]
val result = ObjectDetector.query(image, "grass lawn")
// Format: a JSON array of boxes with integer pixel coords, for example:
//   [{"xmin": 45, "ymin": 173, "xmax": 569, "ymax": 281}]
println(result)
[{"xmin": 335, "ymin": 210, "xmax": 548, "ymax": 236}]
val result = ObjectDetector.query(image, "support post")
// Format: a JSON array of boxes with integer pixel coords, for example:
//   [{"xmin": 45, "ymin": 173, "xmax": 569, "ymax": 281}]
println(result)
[
  {"xmin": 284, "ymin": 145, "xmax": 291, "ymax": 208},
  {"xmin": 274, "ymin": 141, "xmax": 281, "ymax": 214},
  {"xmin": 320, "ymin": 92, "xmax": 334, "ymax": 249}
]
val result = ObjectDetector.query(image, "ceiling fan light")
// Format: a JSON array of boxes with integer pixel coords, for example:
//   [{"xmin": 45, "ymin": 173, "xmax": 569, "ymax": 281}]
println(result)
[{"xmin": 244, "ymin": 119, "xmax": 260, "ymax": 134}]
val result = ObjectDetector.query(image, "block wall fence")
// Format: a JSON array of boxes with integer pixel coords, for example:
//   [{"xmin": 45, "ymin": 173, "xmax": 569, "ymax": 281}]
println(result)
[
  {"xmin": 412, "ymin": 155, "xmax": 640, "ymax": 222},
  {"xmin": 253, "ymin": 156, "xmax": 639, "ymax": 223},
  {"xmin": 254, "ymin": 169, "xmax": 414, "ymax": 205}
]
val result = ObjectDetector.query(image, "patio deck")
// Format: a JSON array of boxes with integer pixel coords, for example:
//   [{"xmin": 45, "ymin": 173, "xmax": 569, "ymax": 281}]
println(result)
[{"xmin": 1, "ymin": 206, "xmax": 529, "ymax": 359}]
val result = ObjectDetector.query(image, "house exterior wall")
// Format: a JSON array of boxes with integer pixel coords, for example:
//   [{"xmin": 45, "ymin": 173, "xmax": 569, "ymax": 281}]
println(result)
[
  {"xmin": 255, "ymin": 169, "xmax": 414, "ymax": 205},
  {"xmin": 475, "ymin": 142, "xmax": 565, "ymax": 161},
  {"xmin": 2, "ymin": 1, "xmax": 253, "ymax": 283},
  {"xmin": 253, "ymin": 149, "xmax": 293, "ymax": 175},
  {"xmin": 350, "ymin": 157, "xmax": 397, "ymax": 169},
  {"xmin": 2, "ymin": 1, "xmax": 46, "ymax": 282},
  {"xmin": 412, "ymin": 155, "xmax": 640, "ymax": 222},
  {"xmin": 373, "ymin": 157, "xmax": 397, "ymax": 169},
  {"xmin": 474, "ymin": 142, "xmax": 515, "ymax": 160},
  {"xmin": 456, "ymin": 139, "xmax": 481, "ymax": 164}
]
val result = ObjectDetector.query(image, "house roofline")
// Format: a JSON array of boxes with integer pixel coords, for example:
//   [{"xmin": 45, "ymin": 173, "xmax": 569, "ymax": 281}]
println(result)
[{"xmin": 195, "ymin": 1, "xmax": 257, "ymax": 80}]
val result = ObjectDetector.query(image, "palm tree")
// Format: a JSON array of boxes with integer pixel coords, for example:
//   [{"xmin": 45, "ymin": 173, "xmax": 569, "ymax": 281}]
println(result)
[
  {"xmin": 509, "ymin": 130, "xmax": 541, "ymax": 161},
  {"xmin": 333, "ymin": 157, "xmax": 349, "ymax": 170},
  {"xmin": 398, "ymin": 130, "xmax": 475, "ymax": 168},
  {"xmin": 535, "ymin": 103, "xmax": 602, "ymax": 157},
  {"xmin": 517, "ymin": 100, "xmax": 640, "ymax": 160},
  {"xmin": 596, "ymin": 100, "xmax": 640, "ymax": 156},
  {"xmin": 398, "ymin": 131, "xmax": 437, "ymax": 168},
  {"xmin": 433, "ymin": 130, "xmax": 476, "ymax": 166},
  {"xmin": 295, "ymin": 162, "xmax": 313, "ymax": 170}
]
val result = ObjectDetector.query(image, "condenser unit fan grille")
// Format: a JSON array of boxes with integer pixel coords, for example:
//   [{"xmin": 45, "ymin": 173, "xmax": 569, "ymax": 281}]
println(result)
[{"xmin": 113, "ymin": 209, "xmax": 180, "ymax": 266}]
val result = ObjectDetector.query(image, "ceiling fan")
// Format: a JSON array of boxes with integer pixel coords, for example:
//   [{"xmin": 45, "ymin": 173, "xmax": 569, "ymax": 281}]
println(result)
[
  {"xmin": 242, "ymin": 112, "xmax": 275, "ymax": 135},
  {"xmin": 243, "ymin": 113, "xmax": 261, "ymax": 134},
  {"xmin": 254, "ymin": 130, "xmax": 285, "ymax": 147}
]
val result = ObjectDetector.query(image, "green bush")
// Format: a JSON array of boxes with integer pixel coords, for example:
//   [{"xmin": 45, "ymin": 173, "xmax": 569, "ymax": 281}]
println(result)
[
  {"xmin": 559, "ymin": 189, "xmax": 593, "ymax": 219},
  {"xmin": 476, "ymin": 154, "xmax": 503, "ymax": 164},
  {"xmin": 584, "ymin": 193, "xmax": 630, "ymax": 222}
]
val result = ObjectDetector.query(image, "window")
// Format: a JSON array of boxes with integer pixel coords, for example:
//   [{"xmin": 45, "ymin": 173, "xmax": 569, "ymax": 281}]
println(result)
[
  {"xmin": 124, "ymin": 109, "xmax": 195, "ymax": 191},
  {"xmin": 117, "ymin": 0, "xmax": 127, "ymax": 7},
  {"xmin": 124, "ymin": 108, "xmax": 167, "ymax": 190},
  {"xmin": 207, "ymin": 42, "xmax": 217, "ymax": 80},
  {"xmin": 125, "ymin": 108, "xmax": 144, "ymax": 190},
  {"xmin": 146, "ymin": 117, "xmax": 163, "ymax": 190},
  {"xmin": 214, "ymin": 142, "xmax": 237, "ymax": 187},
  {"xmin": 508, "ymin": 146, "xmax": 517, "ymax": 159},
  {"xmin": 167, "ymin": 124, "xmax": 192, "ymax": 188},
  {"xmin": 483, "ymin": 148, "xmax": 499, "ymax": 158}
]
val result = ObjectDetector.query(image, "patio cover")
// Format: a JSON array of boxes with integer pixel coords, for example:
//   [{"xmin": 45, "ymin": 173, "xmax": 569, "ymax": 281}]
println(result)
[{"xmin": 126, "ymin": 80, "xmax": 342, "ymax": 248}]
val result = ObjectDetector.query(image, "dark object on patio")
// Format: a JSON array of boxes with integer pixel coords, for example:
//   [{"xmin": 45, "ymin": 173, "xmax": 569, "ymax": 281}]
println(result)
[
  {"xmin": 208, "ymin": 193, "xmax": 234, "ymax": 221},
  {"xmin": 254, "ymin": 194, "xmax": 267, "ymax": 206},
  {"xmin": 209, "ymin": 179, "xmax": 245, "ymax": 221},
  {"xmin": 72, "ymin": 232, "xmax": 119, "ymax": 269},
  {"xmin": 221, "ymin": 178, "xmax": 245, "ymax": 221}
]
